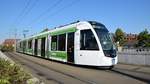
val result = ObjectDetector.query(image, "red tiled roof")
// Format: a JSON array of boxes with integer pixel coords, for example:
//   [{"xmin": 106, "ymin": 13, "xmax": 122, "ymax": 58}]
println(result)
[{"xmin": 3, "ymin": 39, "xmax": 16, "ymax": 45}]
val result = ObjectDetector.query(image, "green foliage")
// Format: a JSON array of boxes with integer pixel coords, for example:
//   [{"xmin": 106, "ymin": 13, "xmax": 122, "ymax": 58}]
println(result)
[
  {"xmin": 0, "ymin": 79, "xmax": 10, "ymax": 84},
  {"xmin": 1, "ymin": 45, "xmax": 14, "ymax": 52},
  {"xmin": 137, "ymin": 29, "xmax": 150, "ymax": 47},
  {"xmin": 0, "ymin": 58, "xmax": 31, "ymax": 84},
  {"xmin": 114, "ymin": 28, "xmax": 126, "ymax": 46}
]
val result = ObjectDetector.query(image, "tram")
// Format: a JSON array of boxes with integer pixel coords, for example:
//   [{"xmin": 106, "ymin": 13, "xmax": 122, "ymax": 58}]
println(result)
[{"xmin": 16, "ymin": 21, "xmax": 118, "ymax": 68}]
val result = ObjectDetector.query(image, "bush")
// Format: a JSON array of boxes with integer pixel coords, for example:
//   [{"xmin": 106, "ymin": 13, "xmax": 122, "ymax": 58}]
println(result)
[
  {"xmin": 1, "ymin": 45, "xmax": 14, "ymax": 52},
  {"xmin": 0, "ymin": 58, "xmax": 31, "ymax": 84}
]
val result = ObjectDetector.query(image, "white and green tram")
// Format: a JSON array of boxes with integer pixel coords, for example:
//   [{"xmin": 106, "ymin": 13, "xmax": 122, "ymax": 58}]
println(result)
[{"xmin": 17, "ymin": 21, "xmax": 118, "ymax": 68}]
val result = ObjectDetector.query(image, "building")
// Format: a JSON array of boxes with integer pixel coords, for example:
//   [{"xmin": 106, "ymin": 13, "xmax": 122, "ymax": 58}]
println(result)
[
  {"xmin": 125, "ymin": 33, "xmax": 138, "ymax": 42},
  {"xmin": 3, "ymin": 39, "xmax": 20, "ymax": 47},
  {"xmin": 124, "ymin": 33, "xmax": 138, "ymax": 48},
  {"xmin": 3, "ymin": 39, "xmax": 15, "ymax": 47}
]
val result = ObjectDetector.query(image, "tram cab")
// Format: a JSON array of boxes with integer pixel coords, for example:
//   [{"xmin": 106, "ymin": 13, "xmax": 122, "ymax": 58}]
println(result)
[{"xmin": 74, "ymin": 21, "xmax": 117, "ymax": 67}]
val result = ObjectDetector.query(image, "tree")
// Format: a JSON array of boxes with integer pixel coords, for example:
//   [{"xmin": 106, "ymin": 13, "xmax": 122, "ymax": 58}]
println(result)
[
  {"xmin": 137, "ymin": 29, "xmax": 150, "ymax": 47},
  {"xmin": 1, "ymin": 45, "xmax": 14, "ymax": 52},
  {"xmin": 114, "ymin": 28, "xmax": 125, "ymax": 46}
]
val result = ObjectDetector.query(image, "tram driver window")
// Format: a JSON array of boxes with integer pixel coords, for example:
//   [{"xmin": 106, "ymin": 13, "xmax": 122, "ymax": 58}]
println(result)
[{"xmin": 80, "ymin": 30, "xmax": 99, "ymax": 50}]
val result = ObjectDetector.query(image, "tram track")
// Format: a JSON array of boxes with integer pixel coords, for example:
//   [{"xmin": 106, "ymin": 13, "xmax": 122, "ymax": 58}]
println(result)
[
  {"xmin": 4, "ymin": 52, "xmax": 150, "ymax": 84},
  {"xmin": 5, "ymin": 52, "xmax": 63, "ymax": 84},
  {"xmin": 111, "ymin": 68, "xmax": 150, "ymax": 83},
  {"xmin": 5, "ymin": 52, "xmax": 97, "ymax": 84}
]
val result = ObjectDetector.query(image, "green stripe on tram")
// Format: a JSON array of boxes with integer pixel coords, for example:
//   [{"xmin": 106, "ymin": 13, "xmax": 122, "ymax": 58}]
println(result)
[
  {"xmin": 37, "ymin": 34, "xmax": 48, "ymax": 39},
  {"xmin": 48, "ymin": 51, "xmax": 67, "ymax": 60},
  {"xmin": 50, "ymin": 27, "xmax": 77, "ymax": 36}
]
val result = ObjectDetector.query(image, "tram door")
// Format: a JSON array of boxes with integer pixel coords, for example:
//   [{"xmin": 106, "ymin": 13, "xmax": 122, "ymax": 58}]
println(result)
[
  {"xmin": 34, "ymin": 39, "xmax": 38, "ymax": 55},
  {"xmin": 41, "ymin": 37, "xmax": 46, "ymax": 57},
  {"xmin": 23, "ymin": 41, "xmax": 26, "ymax": 53},
  {"xmin": 67, "ymin": 32, "xmax": 74, "ymax": 63}
]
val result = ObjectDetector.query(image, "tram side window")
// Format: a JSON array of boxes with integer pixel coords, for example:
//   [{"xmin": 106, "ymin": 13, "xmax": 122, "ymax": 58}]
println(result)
[
  {"xmin": 20, "ymin": 42, "xmax": 22, "ymax": 48},
  {"xmin": 80, "ymin": 29, "xmax": 99, "ymax": 50},
  {"xmin": 23, "ymin": 41, "xmax": 27, "ymax": 49},
  {"xmin": 51, "ymin": 36, "xmax": 57, "ymax": 51},
  {"xmin": 28, "ymin": 40, "xmax": 32, "ymax": 49},
  {"xmin": 58, "ymin": 34, "xmax": 66, "ymax": 51}
]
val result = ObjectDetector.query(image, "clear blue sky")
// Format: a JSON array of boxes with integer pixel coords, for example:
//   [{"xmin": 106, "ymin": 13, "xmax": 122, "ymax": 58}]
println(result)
[{"xmin": 0, "ymin": 0, "xmax": 150, "ymax": 43}]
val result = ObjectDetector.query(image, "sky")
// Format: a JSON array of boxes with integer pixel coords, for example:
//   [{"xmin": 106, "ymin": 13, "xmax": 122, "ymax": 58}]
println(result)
[{"xmin": 0, "ymin": 0, "xmax": 150, "ymax": 43}]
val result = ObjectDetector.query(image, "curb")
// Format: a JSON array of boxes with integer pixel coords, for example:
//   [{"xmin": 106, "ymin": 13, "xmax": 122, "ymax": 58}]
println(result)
[{"xmin": 0, "ymin": 51, "xmax": 14, "ymax": 63}]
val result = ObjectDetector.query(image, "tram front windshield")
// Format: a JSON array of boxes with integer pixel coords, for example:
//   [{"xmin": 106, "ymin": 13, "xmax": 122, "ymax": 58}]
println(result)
[
  {"xmin": 94, "ymin": 28, "xmax": 116, "ymax": 57},
  {"xmin": 89, "ymin": 21, "xmax": 116, "ymax": 57},
  {"xmin": 94, "ymin": 28, "xmax": 113, "ymax": 51}
]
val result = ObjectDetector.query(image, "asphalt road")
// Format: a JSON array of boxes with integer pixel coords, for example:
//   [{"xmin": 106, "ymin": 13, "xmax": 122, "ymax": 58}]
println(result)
[{"xmin": 4, "ymin": 52, "xmax": 150, "ymax": 84}]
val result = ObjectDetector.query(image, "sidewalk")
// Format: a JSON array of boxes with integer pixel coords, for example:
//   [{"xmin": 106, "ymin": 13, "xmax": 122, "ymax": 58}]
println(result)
[{"xmin": 115, "ymin": 63, "xmax": 150, "ymax": 74}]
